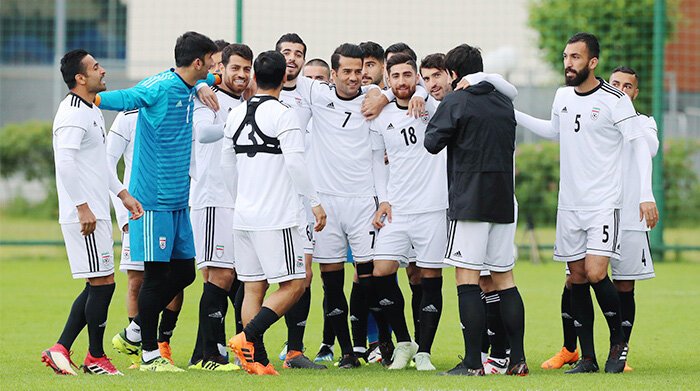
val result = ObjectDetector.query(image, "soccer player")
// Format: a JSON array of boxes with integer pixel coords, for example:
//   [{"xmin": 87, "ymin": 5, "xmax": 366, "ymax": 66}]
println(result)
[
  {"xmin": 225, "ymin": 50, "xmax": 327, "ymax": 376},
  {"xmin": 273, "ymin": 33, "xmax": 327, "ymax": 370},
  {"xmin": 420, "ymin": 53, "xmax": 452, "ymax": 101},
  {"xmin": 188, "ymin": 43, "xmax": 253, "ymax": 371},
  {"xmin": 42, "ymin": 49, "xmax": 143, "ymax": 376},
  {"xmin": 100, "ymin": 31, "xmax": 221, "ymax": 372},
  {"xmin": 528, "ymin": 65, "xmax": 659, "ymax": 373},
  {"xmin": 369, "ymin": 53, "xmax": 446, "ymax": 370},
  {"xmin": 304, "ymin": 58, "xmax": 331, "ymax": 81},
  {"xmin": 425, "ymin": 44, "xmax": 528, "ymax": 376},
  {"xmin": 360, "ymin": 41, "xmax": 386, "ymax": 88},
  {"xmin": 106, "ymin": 110, "xmax": 185, "ymax": 368},
  {"xmin": 515, "ymin": 33, "xmax": 658, "ymax": 374}
]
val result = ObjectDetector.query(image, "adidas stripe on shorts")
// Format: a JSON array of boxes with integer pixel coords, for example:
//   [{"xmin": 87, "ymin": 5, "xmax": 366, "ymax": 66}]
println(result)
[
  {"xmin": 191, "ymin": 207, "xmax": 235, "ymax": 270},
  {"xmin": 61, "ymin": 220, "xmax": 114, "ymax": 279}
]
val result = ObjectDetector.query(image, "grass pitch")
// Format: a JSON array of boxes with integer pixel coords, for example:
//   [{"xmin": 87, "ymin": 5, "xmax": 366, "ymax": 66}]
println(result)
[{"xmin": 0, "ymin": 219, "xmax": 699, "ymax": 389}]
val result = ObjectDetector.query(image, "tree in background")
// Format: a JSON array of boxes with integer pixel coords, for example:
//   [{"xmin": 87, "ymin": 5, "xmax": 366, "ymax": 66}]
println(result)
[{"xmin": 528, "ymin": 0, "xmax": 678, "ymax": 114}]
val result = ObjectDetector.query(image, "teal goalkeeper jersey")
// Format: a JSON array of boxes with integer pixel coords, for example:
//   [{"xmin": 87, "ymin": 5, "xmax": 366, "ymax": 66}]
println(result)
[{"xmin": 98, "ymin": 69, "xmax": 217, "ymax": 211}]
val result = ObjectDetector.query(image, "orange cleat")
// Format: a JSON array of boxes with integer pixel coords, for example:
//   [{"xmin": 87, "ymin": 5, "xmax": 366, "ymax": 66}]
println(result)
[
  {"xmin": 541, "ymin": 347, "xmax": 579, "ymax": 369},
  {"xmin": 246, "ymin": 362, "xmax": 279, "ymax": 375},
  {"xmin": 624, "ymin": 362, "xmax": 634, "ymax": 372},
  {"xmin": 41, "ymin": 343, "xmax": 78, "ymax": 376},
  {"xmin": 158, "ymin": 341, "xmax": 174, "ymax": 364},
  {"xmin": 228, "ymin": 332, "xmax": 255, "ymax": 371}
]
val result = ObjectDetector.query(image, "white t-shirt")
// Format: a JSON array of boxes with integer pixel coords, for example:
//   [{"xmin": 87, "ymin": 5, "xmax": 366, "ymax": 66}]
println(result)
[
  {"xmin": 106, "ymin": 109, "xmax": 138, "ymax": 227},
  {"xmin": 621, "ymin": 114, "xmax": 658, "ymax": 231},
  {"xmin": 550, "ymin": 79, "xmax": 643, "ymax": 210},
  {"xmin": 295, "ymin": 76, "xmax": 381, "ymax": 197},
  {"xmin": 190, "ymin": 86, "xmax": 243, "ymax": 209},
  {"xmin": 53, "ymin": 93, "xmax": 111, "ymax": 224},
  {"xmin": 223, "ymin": 95, "xmax": 305, "ymax": 230},
  {"xmin": 369, "ymin": 97, "xmax": 448, "ymax": 214},
  {"xmin": 280, "ymin": 85, "xmax": 313, "ymax": 153}
]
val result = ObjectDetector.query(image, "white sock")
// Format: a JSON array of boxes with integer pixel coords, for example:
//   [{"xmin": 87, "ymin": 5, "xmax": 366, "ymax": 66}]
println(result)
[
  {"xmin": 481, "ymin": 352, "xmax": 488, "ymax": 364},
  {"xmin": 354, "ymin": 346, "xmax": 367, "ymax": 354},
  {"xmin": 142, "ymin": 349, "xmax": 161, "ymax": 363},
  {"xmin": 125, "ymin": 321, "xmax": 142, "ymax": 343}
]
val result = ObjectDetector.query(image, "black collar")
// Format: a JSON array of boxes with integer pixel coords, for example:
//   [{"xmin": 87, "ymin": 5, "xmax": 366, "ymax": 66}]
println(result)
[
  {"xmin": 335, "ymin": 88, "xmax": 361, "ymax": 101},
  {"xmin": 574, "ymin": 77, "xmax": 603, "ymax": 97},
  {"xmin": 68, "ymin": 92, "xmax": 93, "ymax": 108},
  {"xmin": 216, "ymin": 85, "xmax": 241, "ymax": 100},
  {"xmin": 171, "ymin": 68, "xmax": 194, "ymax": 89}
]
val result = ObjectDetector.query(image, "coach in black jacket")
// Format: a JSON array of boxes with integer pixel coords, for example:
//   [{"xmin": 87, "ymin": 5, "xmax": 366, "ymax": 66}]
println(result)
[{"xmin": 424, "ymin": 44, "xmax": 528, "ymax": 376}]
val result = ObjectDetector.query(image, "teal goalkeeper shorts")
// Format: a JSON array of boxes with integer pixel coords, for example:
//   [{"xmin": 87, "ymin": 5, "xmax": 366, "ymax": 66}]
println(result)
[{"xmin": 129, "ymin": 208, "xmax": 195, "ymax": 262}]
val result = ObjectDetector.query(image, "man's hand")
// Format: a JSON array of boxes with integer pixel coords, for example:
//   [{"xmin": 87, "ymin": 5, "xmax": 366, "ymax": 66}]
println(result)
[
  {"xmin": 118, "ymin": 189, "xmax": 144, "ymax": 220},
  {"xmin": 243, "ymin": 79, "xmax": 257, "ymax": 100},
  {"xmin": 640, "ymin": 201, "xmax": 659, "ymax": 229},
  {"xmin": 454, "ymin": 78, "xmax": 470, "ymax": 91},
  {"xmin": 312, "ymin": 204, "xmax": 327, "ymax": 232},
  {"xmin": 361, "ymin": 90, "xmax": 389, "ymax": 120},
  {"xmin": 77, "ymin": 203, "xmax": 97, "ymax": 236},
  {"xmin": 122, "ymin": 223, "xmax": 129, "ymax": 233},
  {"xmin": 407, "ymin": 96, "xmax": 425, "ymax": 118},
  {"xmin": 373, "ymin": 201, "xmax": 392, "ymax": 229},
  {"xmin": 197, "ymin": 85, "xmax": 220, "ymax": 112}
]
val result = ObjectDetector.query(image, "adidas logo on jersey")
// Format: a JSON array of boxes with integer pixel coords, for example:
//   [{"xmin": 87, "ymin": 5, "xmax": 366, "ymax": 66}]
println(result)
[
  {"xmin": 326, "ymin": 102, "xmax": 335, "ymax": 109},
  {"xmin": 422, "ymin": 305, "xmax": 438, "ymax": 313},
  {"xmin": 452, "ymin": 251, "xmax": 462, "ymax": 258},
  {"xmin": 379, "ymin": 298, "xmax": 395, "ymax": 306},
  {"xmin": 387, "ymin": 123, "xmax": 394, "ymax": 130},
  {"xmin": 561, "ymin": 106, "xmax": 568, "ymax": 113},
  {"xmin": 176, "ymin": 100, "xmax": 183, "ymax": 107},
  {"xmin": 327, "ymin": 308, "xmax": 344, "ymax": 316}
]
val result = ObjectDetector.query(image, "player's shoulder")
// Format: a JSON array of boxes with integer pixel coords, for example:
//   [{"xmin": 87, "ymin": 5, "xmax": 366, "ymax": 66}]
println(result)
[
  {"xmin": 55, "ymin": 93, "xmax": 95, "ymax": 125},
  {"xmin": 597, "ymin": 79, "xmax": 625, "ymax": 99}
]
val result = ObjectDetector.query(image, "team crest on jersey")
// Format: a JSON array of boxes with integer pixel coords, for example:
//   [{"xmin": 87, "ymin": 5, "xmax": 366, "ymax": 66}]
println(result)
[
  {"xmin": 122, "ymin": 246, "xmax": 130, "ymax": 261},
  {"xmin": 159, "ymin": 236, "xmax": 167, "ymax": 250},
  {"xmin": 216, "ymin": 245, "xmax": 224, "ymax": 258},
  {"xmin": 296, "ymin": 255, "xmax": 304, "ymax": 271},
  {"xmin": 591, "ymin": 107, "xmax": 600, "ymax": 121},
  {"xmin": 295, "ymin": 97, "xmax": 302, "ymax": 105},
  {"xmin": 101, "ymin": 252, "xmax": 111, "ymax": 266},
  {"xmin": 419, "ymin": 110, "xmax": 430, "ymax": 124}
]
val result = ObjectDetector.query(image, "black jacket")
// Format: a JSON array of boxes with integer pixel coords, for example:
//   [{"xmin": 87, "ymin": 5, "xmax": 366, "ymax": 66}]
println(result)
[{"xmin": 424, "ymin": 81, "xmax": 515, "ymax": 223}]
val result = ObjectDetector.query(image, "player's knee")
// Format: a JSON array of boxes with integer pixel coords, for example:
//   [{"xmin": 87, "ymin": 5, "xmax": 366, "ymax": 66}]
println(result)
[
  {"xmin": 479, "ymin": 275, "xmax": 495, "ymax": 293},
  {"xmin": 208, "ymin": 267, "xmax": 234, "ymax": 290},
  {"xmin": 585, "ymin": 269, "xmax": 607, "ymax": 284},
  {"xmin": 372, "ymin": 260, "xmax": 397, "ymax": 277},
  {"xmin": 170, "ymin": 259, "xmax": 196, "ymax": 288},
  {"xmin": 282, "ymin": 278, "xmax": 306, "ymax": 301},
  {"xmin": 420, "ymin": 268, "xmax": 442, "ymax": 279},
  {"xmin": 88, "ymin": 274, "xmax": 115, "ymax": 286},
  {"xmin": 614, "ymin": 279, "xmax": 634, "ymax": 292}
]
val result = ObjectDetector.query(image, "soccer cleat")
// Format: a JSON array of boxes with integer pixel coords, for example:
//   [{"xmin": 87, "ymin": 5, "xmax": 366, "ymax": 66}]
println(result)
[
  {"xmin": 483, "ymin": 356, "xmax": 509, "ymax": 375},
  {"xmin": 158, "ymin": 341, "xmax": 174, "ymax": 365},
  {"xmin": 278, "ymin": 341, "xmax": 288, "ymax": 361},
  {"xmin": 506, "ymin": 360, "xmax": 529, "ymax": 376},
  {"xmin": 541, "ymin": 347, "xmax": 579, "ymax": 369},
  {"xmin": 112, "ymin": 329, "xmax": 142, "ymax": 367},
  {"xmin": 127, "ymin": 363, "xmax": 140, "ymax": 369},
  {"xmin": 228, "ymin": 332, "xmax": 255, "ymax": 370},
  {"xmin": 624, "ymin": 362, "xmax": 634, "ymax": 372},
  {"xmin": 388, "ymin": 341, "xmax": 418, "ymax": 370},
  {"xmin": 565, "ymin": 357, "xmax": 600, "ymax": 374},
  {"xmin": 378, "ymin": 341, "xmax": 395, "ymax": 367},
  {"xmin": 82, "ymin": 352, "xmax": 123, "ymax": 375},
  {"xmin": 246, "ymin": 362, "xmax": 279, "ymax": 375},
  {"xmin": 414, "ymin": 352, "xmax": 436, "ymax": 371},
  {"xmin": 139, "ymin": 356, "xmax": 184, "ymax": 372},
  {"xmin": 187, "ymin": 359, "xmax": 203, "ymax": 370},
  {"xmin": 200, "ymin": 355, "xmax": 240, "ymax": 371},
  {"xmin": 366, "ymin": 343, "xmax": 382, "ymax": 363},
  {"xmin": 314, "ymin": 344, "xmax": 334, "ymax": 363},
  {"xmin": 605, "ymin": 342, "xmax": 629, "ymax": 373},
  {"xmin": 284, "ymin": 350, "xmax": 327, "ymax": 369},
  {"xmin": 41, "ymin": 343, "xmax": 78, "ymax": 376},
  {"xmin": 439, "ymin": 358, "xmax": 484, "ymax": 376},
  {"xmin": 337, "ymin": 353, "xmax": 362, "ymax": 369}
]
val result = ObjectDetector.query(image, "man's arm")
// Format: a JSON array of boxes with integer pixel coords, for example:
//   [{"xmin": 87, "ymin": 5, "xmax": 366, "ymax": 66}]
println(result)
[
  {"xmin": 96, "ymin": 78, "xmax": 162, "ymax": 111},
  {"xmin": 424, "ymin": 97, "xmax": 459, "ymax": 154},
  {"xmin": 514, "ymin": 110, "xmax": 560, "ymax": 140},
  {"xmin": 459, "ymin": 72, "xmax": 518, "ymax": 101},
  {"xmin": 643, "ymin": 116, "xmax": 660, "ymax": 157}
]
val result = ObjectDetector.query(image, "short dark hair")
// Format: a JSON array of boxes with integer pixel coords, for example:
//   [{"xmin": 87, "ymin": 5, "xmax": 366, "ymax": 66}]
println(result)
[
  {"xmin": 611, "ymin": 65, "xmax": 639, "ymax": 84},
  {"xmin": 305, "ymin": 58, "xmax": 330, "ymax": 69},
  {"xmin": 222, "ymin": 43, "xmax": 253, "ymax": 66},
  {"xmin": 420, "ymin": 53, "xmax": 446, "ymax": 73},
  {"xmin": 384, "ymin": 42, "xmax": 417, "ymax": 61},
  {"xmin": 275, "ymin": 33, "xmax": 307, "ymax": 57},
  {"xmin": 444, "ymin": 44, "xmax": 483, "ymax": 80},
  {"xmin": 331, "ymin": 43, "xmax": 364, "ymax": 71},
  {"xmin": 254, "ymin": 50, "xmax": 286, "ymax": 90},
  {"xmin": 386, "ymin": 52, "xmax": 417, "ymax": 74},
  {"xmin": 60, "ymin": 49, "xmax": 90, "ymax": 89},
  {"xmin": 359, "ymin": 41, "xmax": 384, "ymax": 62},
  {"xmin": 214, "ymin": 39, "xmax": 230, "ymax": 52},
  {"xmin": 174, "ymin": 31, "xmax": 218, "ymax": 67},
  {"xmin": 567, "ymin": 32, "xmax": 600, "ymax": 59}
]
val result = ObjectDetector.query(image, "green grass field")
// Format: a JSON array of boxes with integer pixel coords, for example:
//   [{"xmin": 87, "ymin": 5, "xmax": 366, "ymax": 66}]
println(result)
[{"xmin": 1, "ymin": 217, "xmax": 699, "ymax": 390}]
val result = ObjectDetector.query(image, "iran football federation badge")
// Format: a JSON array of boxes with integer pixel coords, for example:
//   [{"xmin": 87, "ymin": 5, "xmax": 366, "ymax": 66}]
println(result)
[
  {"xmin": 296, "ymin": 256, "xmax": 304, "ymax": 271},
  {"xmin": 591, "ymin": 106, "xmax": 600, "ymax": 120},
  {"xmin": 216, "ymin": 245, "xmax": 225, "ymax": 258},
  {"xmin": 159, "ymin": 236, "xmax": 167, "ymax": 250}
]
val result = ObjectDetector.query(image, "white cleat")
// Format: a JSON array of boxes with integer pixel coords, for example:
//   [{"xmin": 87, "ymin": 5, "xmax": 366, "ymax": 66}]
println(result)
[
  {"xmin": 483, "ymin": 356, "xmax": 509, "ymax": 375},
  {"xmin": 413, "ymin": 352, "xmax": 436, "ymax": 371},
  {"xmin": 388, "ymin": 341, "xmax": 418, "ymax": 370}
]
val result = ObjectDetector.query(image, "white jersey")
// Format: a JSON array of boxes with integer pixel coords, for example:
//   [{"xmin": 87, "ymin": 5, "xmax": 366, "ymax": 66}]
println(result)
[
  {"xmin": 369, "ymin": 97, "xmax": 448, "ymax": 214},
  {"xmin": 280, "ymin": 85, "xmax": 313, "ymax": 152},
  {"xmin": 223, "ymin": 95, "xmax": 305, "ymax": 230},
  {"xmin": 551, "ymin": 79, "xmax": 643, "ymax": 211},
  {"xmin": 190, "ymin": 86, "xmax": 243, "ymax": 209},
  {"xmin": 106, "ymin": 109, "xmax": 138, "ymax": 227},
  {"xmin": 53, "ymin": 93, "xmax": 111, "ymax": 224},
  {"xmin": 296, "ymin": 76, "xmax": 381, "ymax": 197},
  {"xmin": 621, "ymin": 114, "xmax": 658, "ymax": 231}
]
